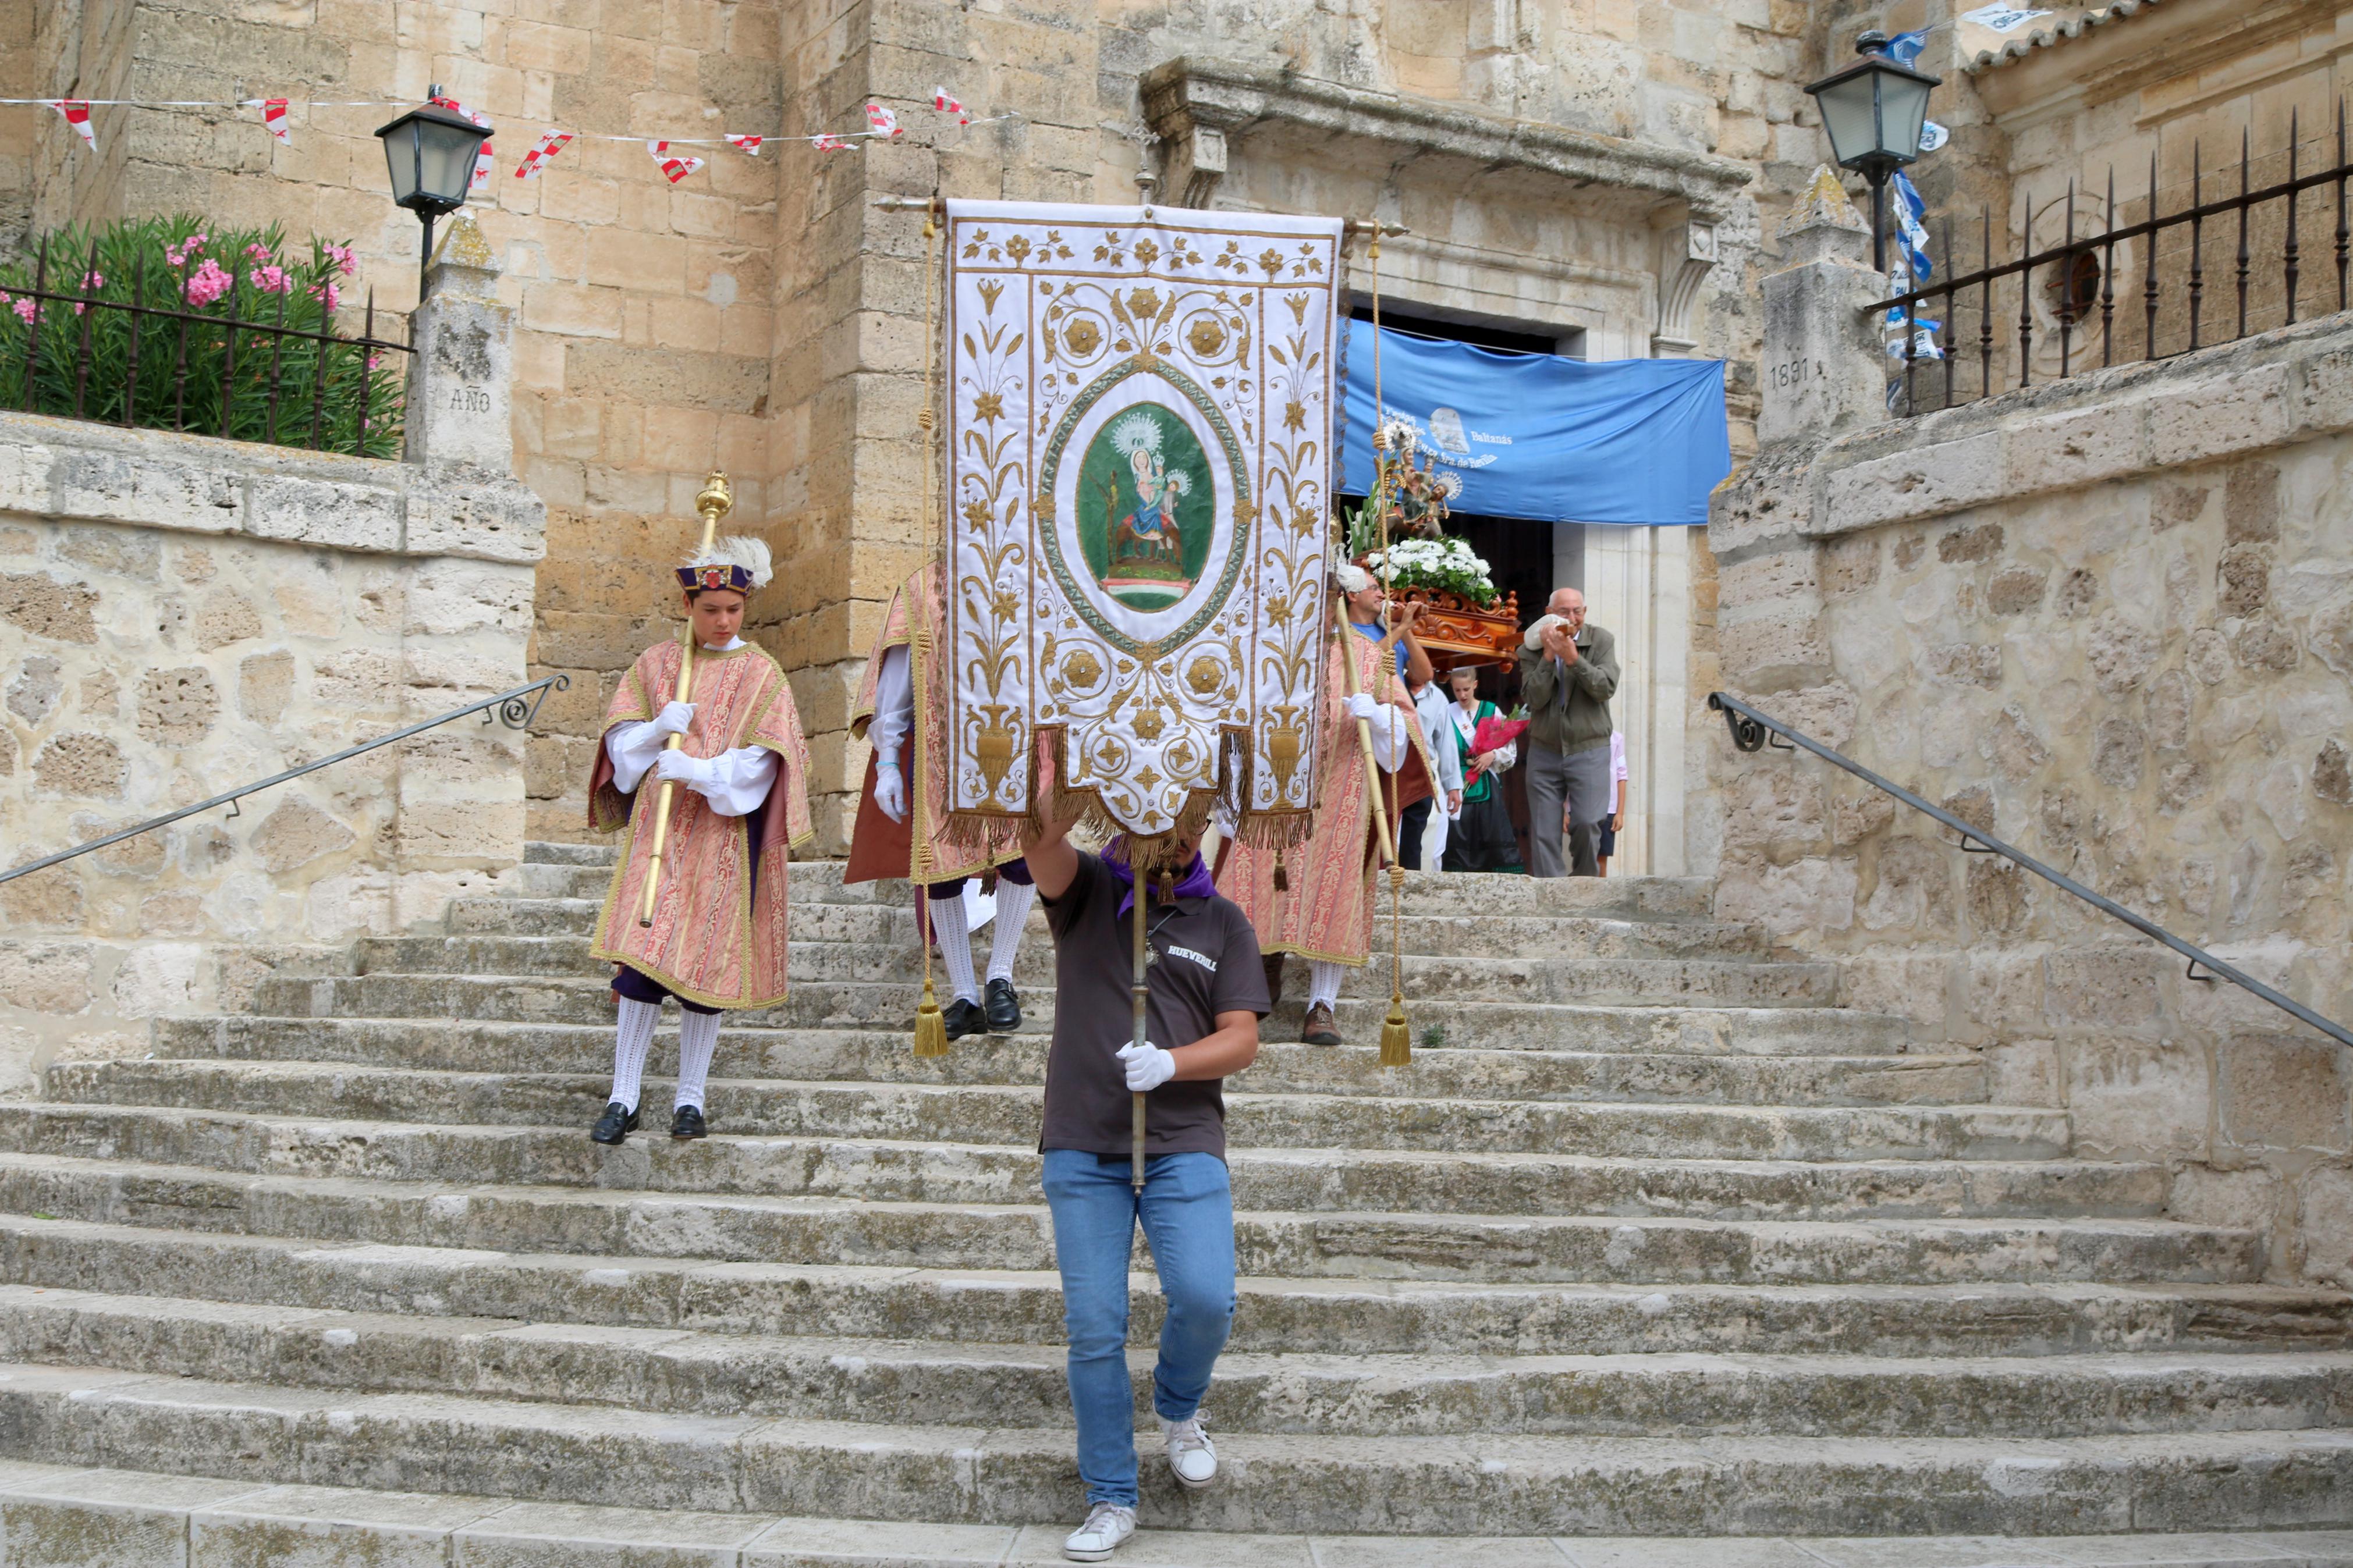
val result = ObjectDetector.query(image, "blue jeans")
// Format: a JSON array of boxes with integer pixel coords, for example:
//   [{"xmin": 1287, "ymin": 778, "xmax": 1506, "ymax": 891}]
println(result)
[{"xmin": 1041, "ymin": 1149, "xmax": 1236, "ymax": 1507}]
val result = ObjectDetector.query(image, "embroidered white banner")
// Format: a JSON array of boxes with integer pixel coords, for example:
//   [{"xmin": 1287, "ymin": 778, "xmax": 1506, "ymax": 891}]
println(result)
[{"xmin": 941, "ymin": 200, "xmax": 1342, "ymax": 839}]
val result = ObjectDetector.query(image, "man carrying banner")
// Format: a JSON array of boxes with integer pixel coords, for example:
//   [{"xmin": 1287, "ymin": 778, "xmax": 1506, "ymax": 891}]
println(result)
[
  {"xmin": 585, "ymin": 535, "xmax": 814, "ymax": 1143},
  {"xmin": 1218, "ymin": 563, "xmax": 1433, "ymax": 1046},
  {"xmin": 847, "ymin": 562, "xmax": 1038, "ymax": 1036},
  {"xmin": 1021, "ymin": 802, "xmax": 1269, "ymax": 1561}
]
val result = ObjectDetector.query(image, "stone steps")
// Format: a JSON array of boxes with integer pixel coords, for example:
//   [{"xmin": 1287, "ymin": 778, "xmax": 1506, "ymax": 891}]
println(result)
[
  {"xmin": 508, "ymin": 850, "xmax": 1725, "ymax": 921},
  {"xmin": 0, "ymin": 1216, "xmax": 2338, "ymax": 1361},
  {"xmin": 38, "ymin": 1058, "xmax": 2056, "ymax": 1160},
  {"xmin": 0, "ymin": 1103, "xmax": 2161, "ymax": 1220},
  {"xmin": 352, "ymin": 935, "xmax": 1844, "ymax": 1008},
  {"xmin": 5, "ymin": 840, "xmax": 2341, "ymax": 1551},
  {"xmin": 140, "ymin": 1019, "xmax": 1973, "ymax": 1103},
  {"xmin": 0, "ymin": 1152, "xmax": 2261, "ymax": 1286},
  {"xmin": 449, "ymin": 894, "xmax": 1775, "ymax": 960},
  {"xmin": 0, "ymin": 1284, "xmax": 2345, "ymax": 1441},
  {"xmin": 0, "ymin": 1363, "xmax": 2347, "ymax": 1537},
  {"xmin": 236, "ymin": 979, "xmax": 1915, "ymax": 1053},
  {"xmin": 3, "ymin": 1459, "xmax": 2350, "ymax": 1567}
]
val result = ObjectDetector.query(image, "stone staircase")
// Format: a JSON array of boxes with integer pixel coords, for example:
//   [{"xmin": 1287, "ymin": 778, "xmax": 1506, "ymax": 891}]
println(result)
[{"xmin": 0, "ymin": 840, "xmax": 2347, "ymax": 1565}]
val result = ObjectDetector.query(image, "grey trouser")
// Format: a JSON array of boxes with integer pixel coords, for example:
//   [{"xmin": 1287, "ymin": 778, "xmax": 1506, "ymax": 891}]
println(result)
[{"xmin": 1525, "ymin": 742, "xmax": 1611, "ymax": 878}]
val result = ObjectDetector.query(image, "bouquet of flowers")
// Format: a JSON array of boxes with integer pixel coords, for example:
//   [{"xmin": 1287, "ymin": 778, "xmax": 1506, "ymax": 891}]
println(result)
[
  {"xmin": 1467, "ymin": 713, "xmax": 1528, "ymax": 776},
  {"xmin": 1360, "ymin": 536, "xmax": 1501, "ymax": 607}
]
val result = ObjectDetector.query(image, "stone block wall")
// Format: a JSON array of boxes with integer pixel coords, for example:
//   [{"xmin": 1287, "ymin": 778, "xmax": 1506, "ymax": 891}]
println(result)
[
  {"xmin": 1706, "ymin": 310, "xmax": 2353, "ymax": 1285},
  {"xmin": 0, "ymin": 243, "xmax": 542, "ymax": 1090},
  {"xmin": 3, "ymin": 0, "xmax": 1852, "ymax": 857}
]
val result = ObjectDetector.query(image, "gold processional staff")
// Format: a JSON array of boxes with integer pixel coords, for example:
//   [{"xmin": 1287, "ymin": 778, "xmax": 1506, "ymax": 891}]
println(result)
[{"xmin": 638, "ymin": 470, "xmax": 736, "ymax": 927}]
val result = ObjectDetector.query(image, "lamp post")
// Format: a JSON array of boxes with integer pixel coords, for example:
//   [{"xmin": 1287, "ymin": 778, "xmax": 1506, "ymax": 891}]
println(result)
[
  {"xmin": 374, "ymin": 86, "xmax": 494, "ymax": 303},
  {"xmin": 1802, "ymin": 32, "xmax": 1941, "ymax": 274}
]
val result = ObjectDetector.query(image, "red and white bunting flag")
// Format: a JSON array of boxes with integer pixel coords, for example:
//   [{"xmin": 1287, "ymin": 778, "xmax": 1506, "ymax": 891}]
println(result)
[
  {"xmin": 931, "ymin": 87, "xmax": 968, "ymax": 125},
  {"xmin": 863, "ymin": 102, "xmax": 901, "ymax": 138},
  {"xmin": 648, "ymin": 140, "xmax": 705, "ymax": 183},
  {"xmin": 430, "ymin": 95, "xmax": 495, "ymax": 191},
  {"xmin": 512, "ymin": 129, "xmax": 573, "ymax": 179},
  {"xmin": 812, "ymin": 133, "xmax": 852, "ymax": 152},
  {"xmin": 46, "ymin": 100, "xmax": 94, "ymax": 151},
  {"xmin": 258, "ymin": 98, "xmax": 290, "ymax": 143},
  {"xmin": 724, "ymin": 134, "xmax": 763, "ymax": 155}
]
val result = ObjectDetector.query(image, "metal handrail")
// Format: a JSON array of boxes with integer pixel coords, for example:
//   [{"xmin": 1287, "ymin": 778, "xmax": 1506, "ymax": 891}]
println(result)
[
  {"xmin": 0, "ymin": 674, "xmax": 569, "ymax": 888},
  {"xmin": 1707, "ymin": 690, "xmax": 2353, "ymax": 1051}
]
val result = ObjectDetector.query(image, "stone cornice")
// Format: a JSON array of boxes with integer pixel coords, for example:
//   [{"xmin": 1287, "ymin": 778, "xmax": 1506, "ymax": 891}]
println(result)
[
  {"xmin": 1138, "ymin": 56, "xmax": 1754, "ymax": 223},
  {"xmin": 0, "ymin": 411, "xmax": 546, "ymax": 566},
  {"xmin": 1712, "ymin": 310, "xmax": 2353, "ymax": 559}
]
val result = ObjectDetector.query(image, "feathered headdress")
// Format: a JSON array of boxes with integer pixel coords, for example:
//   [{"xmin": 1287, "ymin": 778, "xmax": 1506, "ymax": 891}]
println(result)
[{"xmin": 676, "ymin": 535, "xmax": 773, "ymax": 595}]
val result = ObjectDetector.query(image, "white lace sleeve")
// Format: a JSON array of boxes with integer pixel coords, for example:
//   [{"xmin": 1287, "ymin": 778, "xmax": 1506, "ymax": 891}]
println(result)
[
  {"xmin": 869, "ymin": 645, "xmax": 912, "ymax": 768},
  {"xmin": 691, "ymin": 746, "xmax": 780, "ymax": 817},
  {"xmin": 604, "ymin": 720, "xmax": 668, "ymax": 795}
]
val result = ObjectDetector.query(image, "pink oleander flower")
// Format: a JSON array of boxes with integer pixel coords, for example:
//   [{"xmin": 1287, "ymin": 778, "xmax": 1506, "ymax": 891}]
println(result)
[
  {"xmin": 365, "ymin": 352, "xmax": 383, "ymax": 369},
  {"xmin": 247, "ymin": 264, "xmax": 291, "ymax": 294},
  {"xmin": 184, "ymin": 258, "xmax": 233, "ymax": 307},
  {"xmin": 321, "ymin": 242, "xmax": 357, "ymax": 278},
  {"xmin": 311, "ymin": 280, "xmax": 340, "ymax": 312},
  {"xmin": 246, "ymin": 243, "xmax": 273, "ymax": 261},
  {"xmin": 79, "ymin": 270, "xmax": 104, "ymax": 291},
  {"xmin": 10, "ymin": 298, "xmax": 34, "ymax": 324}
]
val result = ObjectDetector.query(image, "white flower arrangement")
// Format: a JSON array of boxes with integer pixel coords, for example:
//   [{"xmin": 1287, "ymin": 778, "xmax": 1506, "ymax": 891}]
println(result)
[{"xmin": 1363, "ymin": 536, "xmax": 1499, "ymax": 606}]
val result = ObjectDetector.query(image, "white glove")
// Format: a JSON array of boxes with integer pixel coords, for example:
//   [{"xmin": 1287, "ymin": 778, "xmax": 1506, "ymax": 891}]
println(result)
[
  {"xmin": 1344, "ymin": 692, "xmax": 1385, "ymax": 724},
  {"xmin": 654, "ymin": 750, "xmax": 709, "ymax": 788},
  {"xmin": 872, "ymin": 759, "xmax": 907, "ymax": 823},
  {"xmin": 1117, "ymin": 1040, "xmax": 1176, "ymax": 1092},
  {"xmin": 654, "ymin": 701, "xmax": 695, "ymax": 737}
]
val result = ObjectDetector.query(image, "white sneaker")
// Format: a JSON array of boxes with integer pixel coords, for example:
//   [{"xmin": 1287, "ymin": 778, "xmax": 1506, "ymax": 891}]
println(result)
[
  {"xmin": 1062, "ymin": 1501, "xmax": 1137, "ymax": 1561},
  {"xmin": 1162, "ymin": 1413, "xmax": 1217, "ymax": 1489}
]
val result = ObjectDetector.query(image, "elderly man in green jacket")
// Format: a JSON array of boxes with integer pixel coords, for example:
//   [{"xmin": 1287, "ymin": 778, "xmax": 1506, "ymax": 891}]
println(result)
[{"xmin": 1516, "ymin": 587, "xmax": 1620, "ymax": 877}]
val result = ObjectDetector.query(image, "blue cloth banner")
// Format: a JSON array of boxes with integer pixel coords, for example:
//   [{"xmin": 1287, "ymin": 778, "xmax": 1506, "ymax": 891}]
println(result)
[{"xmin": 1340, "ymin": 320, "xmax": 1730, "ymax": 527}]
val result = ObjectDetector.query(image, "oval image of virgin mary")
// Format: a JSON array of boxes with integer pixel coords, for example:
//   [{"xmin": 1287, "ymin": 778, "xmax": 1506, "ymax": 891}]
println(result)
[{"xmin": 1078, "ymin": 407, "xmax": 1209, "ymax": 611}]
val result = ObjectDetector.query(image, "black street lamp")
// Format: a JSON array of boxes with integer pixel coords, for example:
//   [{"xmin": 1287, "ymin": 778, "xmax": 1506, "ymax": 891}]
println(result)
[
  {"xmin": 375, "ymin": 85, "xmax": 494, "ymax": 302},
  {"xmin": 1804, "ymin": 31, "xmax": 1941, "ymax": 274}
]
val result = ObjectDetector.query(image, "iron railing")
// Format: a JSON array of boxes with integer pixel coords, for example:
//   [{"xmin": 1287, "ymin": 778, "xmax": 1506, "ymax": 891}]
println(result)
[
  {"xmin": 2, "ymin": 233, "xmax": 411, "ymax": 454},
  {"xmin": 1876, "ymin": 105, "xmax": 2353, "ymax": 417},
  {"xmin": 1707, "ymin": 691, "xmax": 2353, "ymax": 1051},
  {"xmin": 0, "ymin": 675, "xmax": 567, "ymax": 889}
]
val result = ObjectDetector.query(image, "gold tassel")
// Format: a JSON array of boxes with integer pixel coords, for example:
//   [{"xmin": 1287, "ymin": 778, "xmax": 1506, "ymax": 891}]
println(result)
[
  {"xmin": 1158, "ymin": 870, "xmax": 1174, "ymax": 904},
  {"xmin": 1378, "ymin": 862, "xmax": 1410, "ymax": 1067},
  {"xmin": 913, "ymin": 973, "xmax": 951, "ymax": 1057},
  {"xmin": 1379, "ymin": 991, "xmax": 1412, "ymax": 1067},
  {"xmin": 1273, "ymin": 847, "xmax": 1289, "ymax": 893}
]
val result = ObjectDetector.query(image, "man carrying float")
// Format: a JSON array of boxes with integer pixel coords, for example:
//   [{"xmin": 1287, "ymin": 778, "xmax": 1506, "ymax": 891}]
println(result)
[{"xmin": 584, "ymin": 478, "xmax": 814, "ymax": 1144}]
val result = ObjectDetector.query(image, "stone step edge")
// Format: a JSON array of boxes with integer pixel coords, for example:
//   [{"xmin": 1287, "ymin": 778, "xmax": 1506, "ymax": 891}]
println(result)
[
  {"xmin": 17, "ymin": 1456, "xmax": 2353, "ymax": 1567},
  {"xmin": 5, "ymin": 1214, "xmax": 2340, "ymax": 1356},
  {"xmin": 0, "ymin": 1101, "xmax": 2130, "ymax": 1182},
  {"xmin": 2, "ymin": 1363, "xmax": 2351, "ymax": 1535},
  {"xmin": 6, "ymin": 1278, "xmax": 2349, "ymax": 1398},
  {"xmin": 51, "ymin": 1058, "xmax": 2009, "ymax": 1115},
  {"xmin": 6, "ymin": 1149, "xmax": 2219, "ymax": 1241}
]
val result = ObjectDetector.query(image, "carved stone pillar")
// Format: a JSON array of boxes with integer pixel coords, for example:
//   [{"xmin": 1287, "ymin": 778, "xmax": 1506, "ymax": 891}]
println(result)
[{"xmin": 1652, "ymin": 218, "xmax": 1720, "ymax": 357}]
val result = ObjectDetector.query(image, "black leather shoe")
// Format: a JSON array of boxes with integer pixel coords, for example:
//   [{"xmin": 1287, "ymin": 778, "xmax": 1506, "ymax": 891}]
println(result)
[
  {"xmin": 942, "ymin": 997, "xmax": 987, "ymax": 1039},
  {"xmin": 984, "ymin": 977, "xmax": 1021, "ymax": 1033},
  {"xmin": 669, "ymin": 1104, "xmax": 708, "ymax": 1140},
  {"xmin": 590, "ymin": 1101, "xmax": 638, "ymax": 1145},
  {"xmin": 1261, "ymin": 954, "xmax": 1287, "ymax": 1009}
]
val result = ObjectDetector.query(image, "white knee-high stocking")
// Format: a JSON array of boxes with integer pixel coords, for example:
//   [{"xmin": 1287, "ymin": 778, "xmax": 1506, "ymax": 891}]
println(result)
[
  {"xmin": 988, "ymin": 879, "xmax": 1034, "ymax": 983},
  {"xmin": 1307, "ymin": 961, "xmax": 1345, "ymax": 1011},
  {"xmin": 608, "ymin": 997, "xmax": 659, "ymax": 1112},
  {"xmin": 928, "ymin": 886, "xmax": 980, "ymax": 1004},
  {"xmin": 673, "ymin": 1008, "xmax": 721, "ymax": 1111}
]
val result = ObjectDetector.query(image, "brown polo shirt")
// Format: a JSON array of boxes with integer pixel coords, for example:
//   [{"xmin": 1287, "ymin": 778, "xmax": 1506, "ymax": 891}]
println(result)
[{"xmin": 1038, "ymin": 852, "xmax": 1270, "ymax": 1162}]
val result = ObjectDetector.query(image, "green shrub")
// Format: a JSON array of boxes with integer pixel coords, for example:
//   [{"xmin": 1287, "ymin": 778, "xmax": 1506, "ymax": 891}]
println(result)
[{"xmin": 0, "ymin": 215, "xmax": 404, "ymax": 457}]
